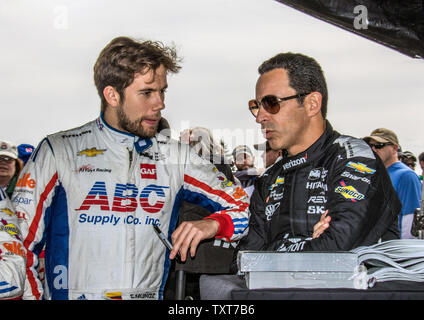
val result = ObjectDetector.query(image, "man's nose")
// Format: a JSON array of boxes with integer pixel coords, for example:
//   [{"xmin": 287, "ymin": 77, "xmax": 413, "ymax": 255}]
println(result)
[
  {"xmin": 152, "ymin": 93, "xmax": 166, "ymax": 111},
  {"xmin": 255, "ymin": 105, "xmax": 268, "ymax": 124}
]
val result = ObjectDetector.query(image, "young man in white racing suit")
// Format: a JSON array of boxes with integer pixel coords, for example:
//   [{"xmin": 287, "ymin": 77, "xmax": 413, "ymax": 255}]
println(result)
[
  {"xmin": 0, "ymin": 188, "xmax": 26, "ymax": 299},
  {"xmin": 12, "ymin": 37, "xmax": 249, "ymax": 300}
]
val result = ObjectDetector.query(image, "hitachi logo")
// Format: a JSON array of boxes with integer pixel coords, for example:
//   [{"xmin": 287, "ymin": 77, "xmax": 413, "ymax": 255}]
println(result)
[{"xmin": 283, "ymin": 156, "xmax": 307, "ymax": 170}]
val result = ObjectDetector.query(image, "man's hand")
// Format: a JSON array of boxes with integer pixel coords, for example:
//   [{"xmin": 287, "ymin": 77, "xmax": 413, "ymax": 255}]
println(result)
[
  {"xmin": 169, "ymin": 219, "xmax": 220, "ymax": 261},
  {"xmin": 312, "ymin": 210, "xmax": 331, "ymax": 238}
]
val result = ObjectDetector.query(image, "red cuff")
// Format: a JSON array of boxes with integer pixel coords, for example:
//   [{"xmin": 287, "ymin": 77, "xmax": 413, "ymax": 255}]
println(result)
[{"xmin": 204, "ymin": 212, "xmax": 234, "ymax": 241}]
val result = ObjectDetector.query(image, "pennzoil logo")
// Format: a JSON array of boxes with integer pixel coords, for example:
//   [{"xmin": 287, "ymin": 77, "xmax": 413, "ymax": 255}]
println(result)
[
  {"xmin": 1, "ymin": 208, "xmax": 15, "ymax": 216},
  {"xmin": 346, "ymin": 162, "xmax": 376, "ymax": 175},
  {"xmin": 335, "ymin": 180, "xmax": 365, "ymax": 202},
  {"xmin": 78, "ymin": 148, "xmax": 106, "ymax": 157}
]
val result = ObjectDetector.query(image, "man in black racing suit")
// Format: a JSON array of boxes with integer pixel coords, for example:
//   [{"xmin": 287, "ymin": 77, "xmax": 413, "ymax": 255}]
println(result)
[{"xmin": 233, "ymin": 52, "xmax": 401, "ymax": 269}]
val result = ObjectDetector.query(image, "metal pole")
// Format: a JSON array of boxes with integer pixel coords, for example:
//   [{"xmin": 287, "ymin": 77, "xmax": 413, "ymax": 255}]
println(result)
[{"xmin": 175, "ymin": 270, "xmax": 186, "ymax": 300}]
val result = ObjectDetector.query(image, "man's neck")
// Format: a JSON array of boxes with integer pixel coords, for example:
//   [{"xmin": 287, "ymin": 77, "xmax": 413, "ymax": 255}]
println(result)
[
  {"xmin": 103, "ymin": 109, "xmax": 120, "ymax": 131},
  {"xmin": 0, "ymin": 176, "xmax": 10, "ymax": 189},
  {"xmin": 288, "ymin": 119, "xmax": 326, "ymax": 156},
  {"xmin": 385, "ymin": 158, "xmax": 399, "ymax": 169}
]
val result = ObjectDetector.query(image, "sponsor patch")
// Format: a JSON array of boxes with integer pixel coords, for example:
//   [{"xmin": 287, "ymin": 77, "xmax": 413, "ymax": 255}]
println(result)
[
  {"xmin": 16, "ymin": 173, "xmax": 36, "ymax": 189},
  {"xmin": 269, "ymin": 176, "xmax": 285, "ymax": 190},
  {"xmin": 0, "ymin": 223, "xmax": 20, "ymax": 236},
  {"xmin": 335, "ymin": 180, "xmax": 365, "ymax": 202},
  {"xmin": 346, "ymin": 161, "xmax": 376, "ymax": 175},
  {"xmin": 140, "ymin": 164, "xmax": 157, "ymax": 179},
  {"xmin": 265, "ymin": 203, "xmax": 280, "ymax": 221},
  {"xmin": 78, "ymin": 147, "xmax": 106, "ymax": 157},
  {"xmin": 1, "ymin": 208, "xmax": 15, "ymax": 216}
]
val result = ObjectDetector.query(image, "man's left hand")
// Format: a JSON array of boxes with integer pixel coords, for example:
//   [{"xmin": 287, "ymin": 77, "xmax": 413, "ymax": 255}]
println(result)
[{"xmin": 312, "ymin": 210, "xmax": 331, "ymax": 238}]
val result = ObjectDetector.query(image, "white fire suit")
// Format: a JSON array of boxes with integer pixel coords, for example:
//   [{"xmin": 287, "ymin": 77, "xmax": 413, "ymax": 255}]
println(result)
[
  {"xmin": 12, "ymin": 115, "xmax": 249, "ymax": 300},
  {"xmin": 0, "ymin": 188, "xmax": 26, "ymax": 299}
]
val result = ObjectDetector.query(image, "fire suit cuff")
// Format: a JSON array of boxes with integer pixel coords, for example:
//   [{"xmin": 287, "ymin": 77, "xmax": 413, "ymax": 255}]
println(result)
[{"xmin": 204, "ymin": 212, "xmax": 234, "ymax": 241}]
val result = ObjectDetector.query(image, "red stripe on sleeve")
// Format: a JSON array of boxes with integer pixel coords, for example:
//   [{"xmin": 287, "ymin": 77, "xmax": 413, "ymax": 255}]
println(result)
[
  {"xmin": 183, "ymin": 175, "xmax": 248, "ymax": 210},
  {"xmin": 23, "ymin": 172, "xmax": 58, "ymax": 300}
]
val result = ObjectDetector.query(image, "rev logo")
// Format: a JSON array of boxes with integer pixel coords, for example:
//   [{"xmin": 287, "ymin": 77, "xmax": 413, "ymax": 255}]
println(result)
[{"xmin": 140, "ymin": 164, "xmax": 157, "ymax": 180}]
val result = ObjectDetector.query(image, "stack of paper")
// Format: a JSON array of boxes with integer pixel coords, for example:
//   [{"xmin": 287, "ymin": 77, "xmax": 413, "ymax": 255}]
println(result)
[{"xmin": 351, "ymin": 239, "xmax": 424, "ymax": 287}]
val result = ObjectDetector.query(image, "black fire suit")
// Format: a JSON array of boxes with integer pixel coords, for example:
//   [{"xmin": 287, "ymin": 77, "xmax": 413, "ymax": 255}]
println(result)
[{"xmin": 234, "ymin": 121, "xmax": 400, "ymax": 264}]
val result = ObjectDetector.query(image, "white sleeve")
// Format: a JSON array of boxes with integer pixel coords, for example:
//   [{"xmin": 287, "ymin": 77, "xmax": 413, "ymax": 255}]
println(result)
[
  {"xmin": 182, "ymin": 149, "xmax": 250, "ymax": 241},
  {"xmin": 13, "ymin": 138, "xmax": 59, "ymax": 300}
]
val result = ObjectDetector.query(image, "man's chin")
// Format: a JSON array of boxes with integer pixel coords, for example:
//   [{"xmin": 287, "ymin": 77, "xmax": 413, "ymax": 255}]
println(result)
[{"xmin": 137, "ymin": 126, "xmax": 158, "ymax": 139}]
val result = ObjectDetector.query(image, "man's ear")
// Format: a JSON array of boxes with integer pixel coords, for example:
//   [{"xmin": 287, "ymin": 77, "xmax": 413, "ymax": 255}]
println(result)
[
  {"xmin": 103, "ymin": 86, "xmax": 120, "ymax": 108},
  {"xmin": 304, "ymin": 92, "xmax": 322, "ymax": 118}
]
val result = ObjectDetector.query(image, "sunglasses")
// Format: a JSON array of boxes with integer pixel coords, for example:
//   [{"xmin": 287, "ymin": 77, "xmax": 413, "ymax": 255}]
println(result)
[
  {"xmin": 0, "ymin": 156, "xmax": 14, "ymax": 163},
  {"xmin": 368, "ymin": 142, "xmax": 391, "ymax": 149},
  {"xmin": 248, "ymin": 93, "xmax": 310, "ymax": 117}
]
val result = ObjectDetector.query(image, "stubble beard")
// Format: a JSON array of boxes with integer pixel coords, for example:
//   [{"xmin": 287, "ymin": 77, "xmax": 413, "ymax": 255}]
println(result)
[{"xmin": 117, "ymin": 104, "xmax": 158, "ymax": 139}]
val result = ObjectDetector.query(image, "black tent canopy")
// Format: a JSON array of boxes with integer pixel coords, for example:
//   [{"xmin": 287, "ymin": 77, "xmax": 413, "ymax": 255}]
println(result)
[{"xmin": 276, "ymin": 0, "xmax": 424, "ymax": 59}]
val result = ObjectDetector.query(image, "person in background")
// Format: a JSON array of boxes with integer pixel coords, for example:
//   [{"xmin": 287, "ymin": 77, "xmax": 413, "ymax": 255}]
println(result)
[
  {"xmin": 0, "ymin": 187, "xmax": 26, "ymax": 299},
  {"xmin": 364, "ymin": 128, "xmax": 422, "ymax": 239},
  {"xmin": 232, "ymin": 145, "xmax": 260, "ymax": 189},
  {"xmin": 17, "ymin": 144, "xmax": 35, "ymax": 166},
  {"xmin": 254, "ymin": 141, "xmax": 282, "ymax": 169},
  {"xmin": 0, "ymin": 141, "xmax": 22, "ymax": 198},
  {"xmin": 419, "ymin": 152, "xmax": 424, "ymax": 181},
  {"xmin": 166, "ymin": 127, "xmax": 241, "ymax": 299},
  {"xmin": 399, "ymin": 151, "xmax": 417, "ymax": 171}
]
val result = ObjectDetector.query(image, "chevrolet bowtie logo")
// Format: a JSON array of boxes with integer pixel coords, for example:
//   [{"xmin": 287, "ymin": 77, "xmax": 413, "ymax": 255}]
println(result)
[
  {"xmin": 346, "ymin": 161, "xmax": 376, "ymax": 174},
  {"xmin": 78, "ymin": 148, "xmax": 106, "ymax": 157},
  {"xmin": 1, "ymin": 208, "xmax": 15, "ymax": 216}
]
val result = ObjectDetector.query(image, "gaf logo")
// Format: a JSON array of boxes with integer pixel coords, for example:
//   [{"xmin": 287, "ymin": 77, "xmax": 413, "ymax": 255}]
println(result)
[{"xmin": 140, "ymin": 164, "xmax": 157, "ymax": 179}]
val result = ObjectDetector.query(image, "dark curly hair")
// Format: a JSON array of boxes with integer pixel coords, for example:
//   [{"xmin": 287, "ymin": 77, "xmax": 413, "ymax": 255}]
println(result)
[{"xmin": 94, "ymin": 36, "xmax": 182, "ymax": 112}]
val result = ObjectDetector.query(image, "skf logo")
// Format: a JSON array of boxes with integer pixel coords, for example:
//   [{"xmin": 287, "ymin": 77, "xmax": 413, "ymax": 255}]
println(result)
[
  {"xmin": 78, "ymin": 148, "xmax": 106, "ymax": 157},
  {"xmin": 335, "ymin": 180, "xmax": 365, "ymax": 202},
  {"xmin": 16, "ymin": 173, "xmax": 36, "ymax": 189},
  {"xmin": 1, "ymin": 208, "xmax": 15, "ymax": 216},
  {"xmin": 3, "ymin": 241, "xmax": 26, "ymax": 258},
  {"xmin": 140, "ymin": 164, "xmax": 157, "ymax": 180},
  {"xmin": 346, "ymin": 162, "xmax": 376, "ymax": 175}
]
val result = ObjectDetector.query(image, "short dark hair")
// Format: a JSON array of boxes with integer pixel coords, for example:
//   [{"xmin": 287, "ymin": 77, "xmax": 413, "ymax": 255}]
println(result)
[
  {"xmin": 419, "ymin": 152, "xmax": 424, "ymax": 162},
  {"xmin": 258, "ymin": 52, "xmax": 328, "ymax": 119},
  {"xmin": 94, "ymin": 36, "xmax": 182, "ymax": 112}
]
